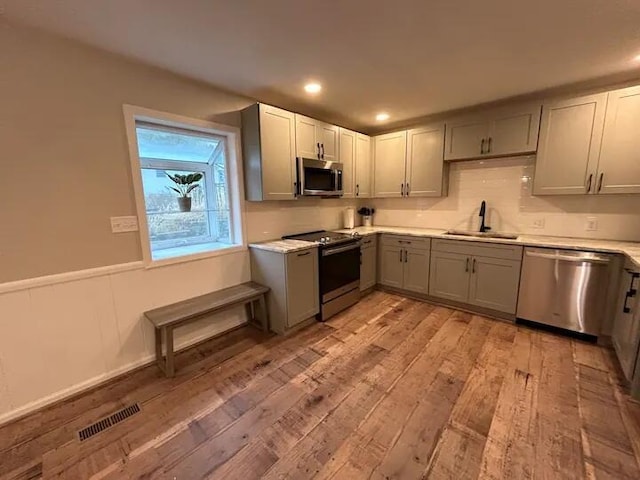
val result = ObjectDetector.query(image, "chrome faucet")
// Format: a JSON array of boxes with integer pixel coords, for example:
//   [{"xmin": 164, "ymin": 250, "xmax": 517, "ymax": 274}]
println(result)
[{"xmin": 479, "ymin": 200, "xmax": 491, "ymax": 233}]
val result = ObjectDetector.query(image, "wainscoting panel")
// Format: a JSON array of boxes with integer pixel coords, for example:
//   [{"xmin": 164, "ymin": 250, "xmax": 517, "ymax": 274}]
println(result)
[{"xmin": 0, "ymin": 250, "xmax": 251, "ymax": 425}]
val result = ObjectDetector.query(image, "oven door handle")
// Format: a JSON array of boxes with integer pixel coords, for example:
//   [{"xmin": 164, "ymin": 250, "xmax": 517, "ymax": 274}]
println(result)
[{"xmin": 322, "ymin": 243, "xmax": 360, "ymax": 257}]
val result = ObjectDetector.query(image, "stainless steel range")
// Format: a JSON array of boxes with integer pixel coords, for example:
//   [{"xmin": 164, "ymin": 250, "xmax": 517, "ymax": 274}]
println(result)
[{"xmin": 283, "ymin": 230, "xmax": 361, "ymax": 321}]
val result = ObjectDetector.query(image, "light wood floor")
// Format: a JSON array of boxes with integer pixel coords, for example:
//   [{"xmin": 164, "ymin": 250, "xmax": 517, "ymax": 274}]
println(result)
[{"xmin": 2, "ymin": 291, "xmax": 640, "ymax": 479}]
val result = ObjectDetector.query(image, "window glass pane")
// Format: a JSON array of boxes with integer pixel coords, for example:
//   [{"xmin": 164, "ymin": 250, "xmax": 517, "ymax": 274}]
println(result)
[{"xmin": 136, "ymin": 125, "xmax": 220, "ymax": 163}]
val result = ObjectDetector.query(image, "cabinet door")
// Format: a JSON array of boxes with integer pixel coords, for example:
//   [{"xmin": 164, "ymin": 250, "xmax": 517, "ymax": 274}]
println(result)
[
  {"xmin": 360, "ymin": 241, "xmax": 377, "ymax": 291},
  {"xmin": 295, "ymin": 114, "xmax": 320, "ymax": 159},
  {"xmin": 468, "ymin": 256, "xmax": 521, "ymax": 314},
  {"xmin": 286, "ymin": 249, "xmax": 319, "ymax": 327},
  {"xmin": 597, "ymin": 86, "xmax": 640, "ymax": 194},
  {"xmin": 612, "ymin": 268, "xmax": 640, "ymax": 380},
  {"xmin": 259, "ymin": 105, "xmax": 297, "ymax": 200},
  {"xmin": 318, "ymin": 123, "xmax": 340, "ymax": 162},
  {"xmin": 444, "ymin": 117, "xmax": 489, "ymax": 161},
  {"xmin": 355, "ymin": 133, "xmax": 372, "ymax": 198},
  {"xmin": 379, "ymin": 245, "xmax": 404, "ymax": 289},
  {"xmin": 428, "ymin": 252, "xmax": 470, "ymax": 302},
  {"xmin": 339, "ymin": 128, "xmax": 356, "ymax": 198},
  {"xmin": 488, "ymin": 104, "xmax": 541, "ymax": 156},
  {"xmin": 373, "ymin": 131, "xmax": 407, "ymax": 198},
  {"xmin": 533, "ymin": 93, "xmax": 607, "ymax": 195},
  {"xmin": 406, "ymin": 124, "xmax": 446, "ymax": 197},
  {"xmin": 403, "ymin": 247, "xmax": 430, "ymax": 294}
]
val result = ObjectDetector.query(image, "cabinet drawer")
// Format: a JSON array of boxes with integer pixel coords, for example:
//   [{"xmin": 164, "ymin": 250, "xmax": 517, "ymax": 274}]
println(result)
[
  {"xmin": 360, "ymin": 235, "xmax": 378, "ymax": 249},
  {"xmin": 381, "ymin": 234, "xmax": 430, "ymax": 250},
  {"xmin": 432, "ymin": 239, "xmax": 523, "ymax": 260}
]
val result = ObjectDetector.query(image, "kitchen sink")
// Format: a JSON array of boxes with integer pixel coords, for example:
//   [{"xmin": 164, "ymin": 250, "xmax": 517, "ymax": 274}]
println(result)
[{"xmin": 444, "ymin": 230, "xmax": 519, "ymax": 240}]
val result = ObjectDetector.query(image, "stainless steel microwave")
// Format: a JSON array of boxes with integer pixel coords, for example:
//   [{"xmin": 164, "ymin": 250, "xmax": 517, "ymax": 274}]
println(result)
[{"xmin": 297, "ymin": 157, "xmax": 343, "ymax": 197}]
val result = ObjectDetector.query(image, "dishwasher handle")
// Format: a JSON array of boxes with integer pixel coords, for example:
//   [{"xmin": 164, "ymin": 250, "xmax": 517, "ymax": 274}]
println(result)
[{"xmin": 525, "ymin": 250, "xmax": 611, "ymax": 264}]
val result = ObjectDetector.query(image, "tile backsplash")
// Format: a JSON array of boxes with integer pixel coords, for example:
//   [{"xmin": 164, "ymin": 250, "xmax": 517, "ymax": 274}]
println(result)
[{"xmin": 368, "ymin": 156, "xmax": 640, "ymax": 241}]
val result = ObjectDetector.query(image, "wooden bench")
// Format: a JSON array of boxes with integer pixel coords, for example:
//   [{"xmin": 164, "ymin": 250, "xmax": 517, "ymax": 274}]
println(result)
[{"xmin": 144, "ymin": 281, "xmax": 269, "ymax": 377}]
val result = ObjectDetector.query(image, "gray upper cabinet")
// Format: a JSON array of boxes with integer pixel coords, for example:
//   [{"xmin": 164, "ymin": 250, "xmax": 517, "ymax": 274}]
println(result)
[
  {"xmin": 406, "ymin": 124, "xmax": 447, "ymax": 197},
  {"xmin": 355, "ymin": 133, "xmax": 372, "ymax": 198},
  {"xmin": 295, "ymin": 114, "xmax": 339, "ymax": 162},
  {"xmin": 597, "ymin": 85, "xmax": 640, "ymax": 195},
  {"xmin": 241, "ymin": 103, "xmax": 297, "ymax": 201},
  {"xmin": 373, "ymin": 131, "xmax": 407, "ymax": 198},
  {"xmin": 360, "ymin": 236, "xmax": 377, "ymax": 291},
  {"xmin": 339, "ymin": 128, "xmax": 356, "ymax": 198},
  {"xmin": 444, "ymin": 103, "xmax": 541, "ymax": 161},
  {"xmin": 429, "ymin": 240, "xmax": 523, "ymax": 314},
  {"xmin": 379, "ymin": 235, "xmax": 430, "ymax": 293},
  {"xmin": 286, "ymin": 249, "xmax": 320, "ymax": 327},
  {"xmin": 374, "ymin": 125, "xmax": 447, "ymax": 198},
  {"xmin": 250, "ymin": 246, "xmax": 319, "ymax": 334},
  {"xmin": 533, "ymin": 93, "xmax": 607, "ymax": 195}
]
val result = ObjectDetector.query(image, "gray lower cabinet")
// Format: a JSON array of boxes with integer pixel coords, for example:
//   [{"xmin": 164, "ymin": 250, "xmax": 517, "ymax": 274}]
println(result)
[
  {"xmin": 379, "ymin": 235, "xmax": 430, "ymax": 294},
  {"xmin": 429, "ymin": 252, "xmax": 470, "ymax": 302},
  {"xmin": 250, "ymin": 246, "xmax": 319, "ymax": 334},
  {"xmin": 360, "ymin": 236, "xmax": 377, "ymax": 291},
  {"xmin": 429, "ymin": 239, "xmax": 523, "ymax": 314}
]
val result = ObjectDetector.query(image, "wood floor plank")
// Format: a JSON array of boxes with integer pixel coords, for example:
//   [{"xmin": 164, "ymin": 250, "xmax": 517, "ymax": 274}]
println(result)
[{"xmin": 2, "ymin": 292, "xmax": 640, "ymax": 480}]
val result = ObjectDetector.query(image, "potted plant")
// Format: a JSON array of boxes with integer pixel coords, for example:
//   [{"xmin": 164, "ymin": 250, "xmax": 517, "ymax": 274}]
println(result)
[{"xmin": 166, "ymin": 172, "xmax": 203, "ymax": 212}]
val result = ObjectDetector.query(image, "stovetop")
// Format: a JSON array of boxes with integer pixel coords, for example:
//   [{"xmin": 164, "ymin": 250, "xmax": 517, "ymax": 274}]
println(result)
[{"xmin": 283, "ymin": 230, "xmax": 360, "ymax": 246}]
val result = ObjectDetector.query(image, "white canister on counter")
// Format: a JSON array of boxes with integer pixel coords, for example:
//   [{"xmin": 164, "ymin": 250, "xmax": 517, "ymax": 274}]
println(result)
[{"xmin": 343, "ymin": 207, "xmax": 355, "ymax": 229}]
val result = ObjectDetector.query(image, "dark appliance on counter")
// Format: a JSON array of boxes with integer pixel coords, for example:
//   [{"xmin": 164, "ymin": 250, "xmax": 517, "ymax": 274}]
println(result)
[
  {"xmin": 296, "ymin": 158, "xmax": 343, "ymax": 197},
  {"xmin": 283, "ymin": 230, "xmax": 360, "ymax": 320}
]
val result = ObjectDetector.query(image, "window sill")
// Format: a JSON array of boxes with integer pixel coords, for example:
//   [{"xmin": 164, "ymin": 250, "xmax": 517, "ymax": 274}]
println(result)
[{"xmin": 145, "ymin": 243, "xmax": 247, "ymax": 269}]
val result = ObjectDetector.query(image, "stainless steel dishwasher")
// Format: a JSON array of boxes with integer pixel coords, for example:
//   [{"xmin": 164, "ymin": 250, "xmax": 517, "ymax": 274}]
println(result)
[{"xmin": 517, "ymin": 247, "xmax": 614, "ymax": 335}]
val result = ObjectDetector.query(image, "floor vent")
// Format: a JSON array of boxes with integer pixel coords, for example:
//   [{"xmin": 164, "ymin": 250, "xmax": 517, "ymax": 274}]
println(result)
[{"xmin": 77, "ymin": 403, "xmax": 141, "ymax": 442}]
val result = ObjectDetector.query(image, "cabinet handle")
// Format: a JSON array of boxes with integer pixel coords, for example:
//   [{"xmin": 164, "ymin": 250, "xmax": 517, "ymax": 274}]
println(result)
[
  {"xmin": 480, "ymin": 138, "xmax": 486, "ymax": 154},
  {"xmin": 472, "ymin": 258, "xmax": 476, "ymax": 273},
  {"xmin": 597, "ymin": 173, "xmax": 604, "ymax": 193},
  {"xmin": 399, "ymin": 249, "xmax": 403, "ymax": 262},
  {"xmin": 406, "ymin": 183, "xmax": 410, "ymax": 196},
  {"xmin": 586, "ymin": 174, "xmax": 593, "ymax": 193},
  {"xmin": 623, "ymin": 271, "xmax": 640, "ymax": 313},
  {"xmin": 297, "ymin": 251, "xmax": 311, "ymax": 257},
  {"xmin": 465, "ymin": 258, "xmax": 469, "ymax": 272},
  {"xmin": 404, "ymin": 250, "xmax": 408, "ymax": 263},
  {"xmin": 356, "ymin": 184, "xmax": 360, "ymax": 196},
  {"xmin": 321, "ymin": 143, "xmax": 325, "ymax": 159},
  {"xmin": 487, "ymin": 137, "xmax": 492, "ymax": 153},
  {"xmin": 401, "ymin": 183, "xmax": 405, "ymax": 196},
  {"xmin": 317, "ymin": 142, "xmax": 321, "ymax": 158}
]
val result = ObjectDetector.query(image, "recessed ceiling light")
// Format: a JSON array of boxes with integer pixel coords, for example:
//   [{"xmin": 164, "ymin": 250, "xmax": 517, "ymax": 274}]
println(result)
[
  {"xmin": 304, "ymin": 83, "xmax": 322, "ymax": 94},
  {"xmin": 376, "ymin": 113, "xmax": 390, "ymax": 122},
  {"xmin": 634, "ymin": 54, "xmax": 640, "ymax": 62}
]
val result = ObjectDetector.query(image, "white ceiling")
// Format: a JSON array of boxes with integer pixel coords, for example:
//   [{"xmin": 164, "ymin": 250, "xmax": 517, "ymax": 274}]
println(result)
[{"xmin": 4, "ymin": 0, "xmax": 640, "ymax": 131}]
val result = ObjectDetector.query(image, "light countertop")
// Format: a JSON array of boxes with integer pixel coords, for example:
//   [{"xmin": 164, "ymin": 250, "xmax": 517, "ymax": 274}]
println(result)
[
  {"xmin": 248, "ymin": 239, "xmax": 317, "ymax": 254},
  {"xmin": 335, "ymin": 226, "xmax": 640, "ymax": 268}
]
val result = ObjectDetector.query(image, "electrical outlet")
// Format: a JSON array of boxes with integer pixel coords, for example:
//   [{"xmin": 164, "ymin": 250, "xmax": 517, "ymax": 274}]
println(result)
[
  {"xmin": 585, "ymin": 217, "xmax": 598, "ymax": 232},
  {"xmin": 532, "ymin": 218, "xmax": 545, "ymax": 229},
  {"xmin": 111, "ymin": 216, "xmax": 139, "ymax": 233}
]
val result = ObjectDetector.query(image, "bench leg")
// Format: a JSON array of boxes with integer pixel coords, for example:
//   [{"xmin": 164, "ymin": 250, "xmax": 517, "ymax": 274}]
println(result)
[
  {"xmin": 155, "ymin": 327, "xmax": 163, "ymax": 373},
  {"xmin": 258, "ymin": 294, "xmax": 269, "ymax": 332},
  {"xmin": 165, "ymin": 326, "xmax": 175, "ymax": 378},
  {"xmin": 245, "ymin": 301, "xmax": 255, "ymax": 323}
]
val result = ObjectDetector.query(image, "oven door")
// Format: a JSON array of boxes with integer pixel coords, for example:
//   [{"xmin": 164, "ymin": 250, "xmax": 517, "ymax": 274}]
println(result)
[
  {"xmin": 299, "ymin": 158, "xmax": 343, "ymax": 196},
  {"xmin": 320, "ymin": 242, "xmax": 361, "ymax": 302}
]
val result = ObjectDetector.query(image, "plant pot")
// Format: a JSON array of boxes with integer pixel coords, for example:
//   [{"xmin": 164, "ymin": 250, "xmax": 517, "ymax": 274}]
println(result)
[{"xmin": 177, "ymin": 197, "xmax": 192, "ymax": 212}]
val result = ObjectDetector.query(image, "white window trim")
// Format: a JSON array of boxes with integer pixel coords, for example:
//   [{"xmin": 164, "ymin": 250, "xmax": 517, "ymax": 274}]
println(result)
[{"xmin": 123, "ymin": 104, "xmax": 247, "ymax": 268}]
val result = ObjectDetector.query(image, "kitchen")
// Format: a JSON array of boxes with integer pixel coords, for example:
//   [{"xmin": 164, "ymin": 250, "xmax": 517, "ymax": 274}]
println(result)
[{"xmin": 2, "ymin": 1, "xmax": 640, "ymax": 478}]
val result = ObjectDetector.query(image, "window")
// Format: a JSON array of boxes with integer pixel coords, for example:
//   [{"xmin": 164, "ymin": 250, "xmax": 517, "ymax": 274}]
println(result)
[{"xmin": 124, "ymin": 106, "xmax": 244, "ymax": 264}]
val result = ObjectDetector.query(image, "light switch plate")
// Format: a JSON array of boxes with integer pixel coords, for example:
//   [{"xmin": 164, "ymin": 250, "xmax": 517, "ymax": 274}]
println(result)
[
  {"xmin": 585, "ymin": 217, "xmax": 598, "ymax": 232},
  {"xmin": 111, "ymin": 216, "xmax": 139, "ymax": 233}
]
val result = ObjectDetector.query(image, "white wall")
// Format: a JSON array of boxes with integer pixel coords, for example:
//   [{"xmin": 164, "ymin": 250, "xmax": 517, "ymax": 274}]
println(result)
[
  {"xmin": 368, "ymin": 156, "xmax": 640, "ymax": 241},
  {"xmin": 0, "ymin": 252, "xmax": 250, "ymax": 425}
]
